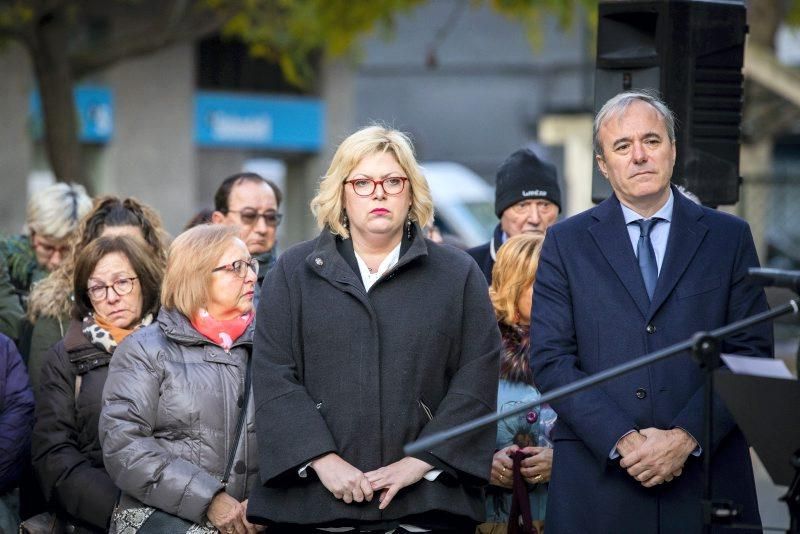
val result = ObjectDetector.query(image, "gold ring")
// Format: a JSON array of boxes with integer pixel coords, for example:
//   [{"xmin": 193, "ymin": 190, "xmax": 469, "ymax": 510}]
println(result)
[{"xmin": 533, "ymin": 474, "xmax": 543, "ymax": 482}]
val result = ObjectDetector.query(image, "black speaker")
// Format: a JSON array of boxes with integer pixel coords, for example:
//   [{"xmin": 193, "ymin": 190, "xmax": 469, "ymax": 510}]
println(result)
[{"xmin": 592, "ymin": 0, "xmax": 747, "ymax": 206}]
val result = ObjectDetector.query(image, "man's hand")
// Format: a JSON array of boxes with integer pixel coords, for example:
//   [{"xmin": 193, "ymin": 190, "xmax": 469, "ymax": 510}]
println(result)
[
  {"xmin": 615, "ymin": 430, "xmax": 646, "ymax": 458},
  {"xmin": 619, "ymin": 428, "xmax": 696, "ymax": 487},
  {"xmin": 364, "ymin": 456, "xmax": 433, "ymax": 510},
  {"xmin": 311, "ymin": 453, "xmax": 374, "ymax": 504}
]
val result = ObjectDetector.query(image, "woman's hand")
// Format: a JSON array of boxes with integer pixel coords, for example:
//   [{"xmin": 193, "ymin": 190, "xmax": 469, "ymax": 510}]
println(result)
[
  {"xmin": 490, "ymin": 445, "xmax": 517, "ymax": 489},
  {"xmin": 311, "ymin": 453, "xmax": 374, "ymax": 504},
  {"xmin": 519, "ymin": 446, "xmax": 553, "ymax": 485},
  {"xmin": 207, "ymin": 492, "xmax": 262, "ymax": 534},
  {"xmin": 364, "ymin": 456, "xmax": 433, "ymax": 510}
]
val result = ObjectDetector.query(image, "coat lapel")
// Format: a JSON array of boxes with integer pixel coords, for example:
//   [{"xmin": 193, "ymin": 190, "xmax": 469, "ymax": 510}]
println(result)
[
  {"xmin": 588, "ymin": 195, "xmax": 651, "ymax": 318},
  {"xmin": 648, "ymin": 188, "xmax": 707, "ymax": 319}
]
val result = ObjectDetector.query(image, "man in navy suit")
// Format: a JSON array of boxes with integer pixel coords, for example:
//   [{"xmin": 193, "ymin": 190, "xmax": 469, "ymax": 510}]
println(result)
[{"xmin": 530, "ymin": 90, "xmax": 772, "ymax": 533}]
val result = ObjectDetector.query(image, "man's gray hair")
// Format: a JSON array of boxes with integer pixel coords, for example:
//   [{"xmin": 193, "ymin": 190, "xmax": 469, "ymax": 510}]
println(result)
[{"xmin": 593, "ymin": 90, "xmax": 676, "ymax": 157}]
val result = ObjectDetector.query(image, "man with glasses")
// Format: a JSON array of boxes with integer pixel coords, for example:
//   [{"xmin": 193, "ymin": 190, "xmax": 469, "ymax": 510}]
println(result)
[
  {"xmin": 467, "ymin": 148, "xmax": 561, "ymax": 283},
  {"xmin": 211, "ymin": 172, "xmax": 283, "ymax": 287}
]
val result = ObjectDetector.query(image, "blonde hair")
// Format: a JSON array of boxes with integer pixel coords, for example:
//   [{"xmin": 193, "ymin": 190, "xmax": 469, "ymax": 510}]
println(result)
[
  {"xmin": 27, "ymin": 182, "xmax": 92, "ymax": 240},
  {"xmin": 489, "ymin": 234, "xmax": 544, "ymax": 326},
  {"xmin": 310, "ymin": 125, "xmax": 434, "ymax": 238},
  {"xmin": 161, "ymin": 224, "xmax": 240, "ymax": 317}
]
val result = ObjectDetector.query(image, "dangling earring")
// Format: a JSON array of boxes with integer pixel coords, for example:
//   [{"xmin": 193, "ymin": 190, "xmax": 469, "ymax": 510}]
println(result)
[
  {"xmin": 406, "ymin": 215, "xmax": 412, "ymax": 240},
  {"xmin": 342, "ymin": 212, "xmax": 349, "ymax": 229}
]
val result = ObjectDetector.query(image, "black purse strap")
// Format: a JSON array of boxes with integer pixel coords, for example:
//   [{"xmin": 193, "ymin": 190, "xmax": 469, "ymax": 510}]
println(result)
[{"xmin": 222, "ymin": 354, "xmax": 252, "ymax": 486}]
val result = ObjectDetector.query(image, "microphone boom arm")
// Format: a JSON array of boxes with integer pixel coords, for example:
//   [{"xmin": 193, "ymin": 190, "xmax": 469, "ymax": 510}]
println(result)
[{"xmin": 404, "ymin": 299, "xmax": 799, "ymax": 456}]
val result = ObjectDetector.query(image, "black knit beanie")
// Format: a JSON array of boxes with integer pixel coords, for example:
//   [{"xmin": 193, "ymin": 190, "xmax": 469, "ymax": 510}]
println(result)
[{"xmin": 494, "ymin": 149, "xmax": 561, "ymax": 217}]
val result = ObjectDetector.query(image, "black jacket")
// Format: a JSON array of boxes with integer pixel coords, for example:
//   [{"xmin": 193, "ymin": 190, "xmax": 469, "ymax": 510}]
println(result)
[
  {"xmin": 32, "ymin": 321, "xmax": 117, "ymax": 533},
  {"xmin": 466, "ymin": 224, "xmax": 503, "ymax": 284},
  {"xmin": 248, "ymin": 225, "xmax": 501, "ymax": 527}
]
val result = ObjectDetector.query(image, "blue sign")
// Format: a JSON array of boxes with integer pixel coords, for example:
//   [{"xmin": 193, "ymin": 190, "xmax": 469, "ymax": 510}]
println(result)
[
  {"xmin": 195, "ymin": 92, "xmax": 324, "ymax": 151},
  {"xmin": 29, "ymin": 85, "xmax": 114, "ymax": 143}
]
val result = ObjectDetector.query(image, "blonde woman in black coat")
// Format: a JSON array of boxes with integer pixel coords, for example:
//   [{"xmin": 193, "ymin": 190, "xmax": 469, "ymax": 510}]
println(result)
[{"xmin": 247, "ymin": 125, "xmax": 501, "ymax": 532}]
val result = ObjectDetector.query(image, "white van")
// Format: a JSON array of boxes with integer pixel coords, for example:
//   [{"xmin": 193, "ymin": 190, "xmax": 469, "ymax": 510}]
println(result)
[{"xmin": 420, "ymin": 161, "xmax": 496, "ymax": 248}]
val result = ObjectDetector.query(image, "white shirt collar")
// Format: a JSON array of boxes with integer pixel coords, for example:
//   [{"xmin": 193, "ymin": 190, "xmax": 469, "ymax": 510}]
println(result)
[
  {"xmin": 354, "ymin": 242, "xmax": 402, "ymax": 291},
  {"xmin": 620, "ymin": 188, "xmax": 674, "ymax": 224}
]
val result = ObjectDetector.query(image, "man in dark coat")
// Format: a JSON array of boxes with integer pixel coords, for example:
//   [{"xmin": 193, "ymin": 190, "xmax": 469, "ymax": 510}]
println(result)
[
  {"xmin": 211, "ymin": 172, "xmax": 283, "ymax": 286},
  {"xmin": 467, "ymin": 148, "xmax": 561, "ymax": 283},
  {"xmin": 530, "ymin": 90, "xmax": 771, "ymax": 533}
]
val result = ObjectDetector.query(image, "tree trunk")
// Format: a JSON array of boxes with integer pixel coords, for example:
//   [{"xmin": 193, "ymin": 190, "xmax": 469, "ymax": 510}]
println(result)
[{"xmin": 29, "ymin": 8, "xmax": 88, "ymax": 191}]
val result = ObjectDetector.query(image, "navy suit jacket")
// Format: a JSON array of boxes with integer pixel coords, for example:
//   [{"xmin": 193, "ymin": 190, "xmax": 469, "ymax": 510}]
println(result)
[{"xmin": 530, "ymin": 187, "xmax": 772, "ymax": 533}]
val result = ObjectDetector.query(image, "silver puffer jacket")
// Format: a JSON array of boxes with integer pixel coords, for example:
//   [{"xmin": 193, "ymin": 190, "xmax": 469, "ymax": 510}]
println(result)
[{"xmin": 99, "ymin": 307, "xmax": 258, "ymax": 524}]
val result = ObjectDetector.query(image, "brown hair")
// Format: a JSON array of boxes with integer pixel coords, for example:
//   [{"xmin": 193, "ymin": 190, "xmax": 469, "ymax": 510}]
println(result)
[
  {"xmin": 72, "ymin": 236, "xmax": 164, "ymax": 321},
  {"xmin": 161, "ymin": 224, "xmax": 240, "ymax": 317},
  {"xmin": 489, "ymin": 234, "xmax": 544, "ymax": 326}
]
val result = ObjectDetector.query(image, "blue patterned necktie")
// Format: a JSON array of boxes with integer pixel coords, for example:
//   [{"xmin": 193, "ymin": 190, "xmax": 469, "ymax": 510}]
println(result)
[{"xmin": 635, "ymin": 218, "xmax": 662, "ymax": 300}]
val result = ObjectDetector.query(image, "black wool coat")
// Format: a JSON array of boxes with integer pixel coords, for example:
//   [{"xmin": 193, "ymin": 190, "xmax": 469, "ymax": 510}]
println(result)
[
  {"xmin": 248, "ymin": 226, "xmax": 501, "ymax": 527},
  {"xmin": 466, "ymin": 224, "xmax": 503, "ymax": 284},
  {"xmin": 32, "ymin": 321, "xmax": 118, "ymax": 533}
]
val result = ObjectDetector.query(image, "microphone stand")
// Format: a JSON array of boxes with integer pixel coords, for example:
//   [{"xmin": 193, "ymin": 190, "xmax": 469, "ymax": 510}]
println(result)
[{"xmin": 405, "ymin": 299, "xmax": 800, "ymax": 533}]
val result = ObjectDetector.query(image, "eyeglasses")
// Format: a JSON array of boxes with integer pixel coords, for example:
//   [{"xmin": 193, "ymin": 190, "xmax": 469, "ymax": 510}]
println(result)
[
  {"xmin": 509, "ymin": 199, "xmax": 557, "ymax": 215},
  {"xmin": 211, "ymin": 258, "xmax": 259, "ymax": 278},
  {"xmin": 87, "ymin": 277, "xmax": 137, "ymax": 301},
  {"xmin": 345, "ymin": 177, "xmax": 408, "ymax": 197},
  {"xmin": 226, "ymin": 209, "xmax": 283, "ymax": 227},
  {"xmin": 32, "ymin": 235, "xmax": 70, "ymax": 257}
]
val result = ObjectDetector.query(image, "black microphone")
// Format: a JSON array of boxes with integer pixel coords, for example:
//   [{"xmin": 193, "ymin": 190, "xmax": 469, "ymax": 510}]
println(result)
[{"xmin": 747, "ymin": 267, "xmax": 800, "ymax": 293}]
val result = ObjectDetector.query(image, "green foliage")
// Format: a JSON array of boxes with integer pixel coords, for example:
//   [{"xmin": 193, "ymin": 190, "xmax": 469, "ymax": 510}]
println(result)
[
  {"xmin": 0, "ymin": 1, "xmax": 35, "ymax": 30},
  {"xmin": 218, "ymin": 0, "xmax": 594, "ymax": 88},
  {"xmin": 788, "ymin": 0, "xmax": 800, "ymax": 26},
  {"xmin": 488, "ymin": 0, "xmax": 596, "ymax": 48},
  {"xmin": 218, "ymin": 0, "xmax": 425, "ymax": 87}
]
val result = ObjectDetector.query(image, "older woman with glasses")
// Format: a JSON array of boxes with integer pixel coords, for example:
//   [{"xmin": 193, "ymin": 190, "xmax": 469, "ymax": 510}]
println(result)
[
  {"xmin": 246, "ymin": 125, "xmax": 500, "ymax": 532},
  {"xmin": 31, "ymin": 235, "xmax": 163, "ymax": 533},
  {"xmin": 100, "ymin": 224, "xmax": 263, "ymax": 534},
  {"xmin": 0, "ymin": 182, "xmax": 92, "ymax": 341}
]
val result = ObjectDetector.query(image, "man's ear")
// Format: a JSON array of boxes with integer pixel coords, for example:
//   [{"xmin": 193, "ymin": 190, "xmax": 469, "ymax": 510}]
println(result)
[
  {"xmin": 595, "ymin": 154, "xmax": 609, "ymax": 179},
  {"xmin": 211, "ymin": 211, "xmax": 226, "ymax": 224}
]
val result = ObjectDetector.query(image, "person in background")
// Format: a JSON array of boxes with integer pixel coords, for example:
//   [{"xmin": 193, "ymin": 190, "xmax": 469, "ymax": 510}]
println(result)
[
  {"xmin": 184, "ymin": 208, "xmax": 214, "ymax": 230},
  {"xmin": 531, "ymin": 90, "xmax": 771, "ymax": 532},
  {"xmin": 212, "ymin": 172, "xmax": 283, "ymax": 286},
  {"xmin": 0, "ymin": 260, "xmax": 23, "ymax": 344},
  {"xmin": 32, "ymin": 236, "xmax": 163, "ymax": 533},
  {"xmin": 0, "ymin": 183, "xmax": 92, "ymax": 342},
  {"xmin": 25, "ymin": 196, "xmax": 169, "ymax": 395},
  {"xmin": 467, "ymin": 149, "xmax": 561, "ymax": 283},
  {"xmin": 478, "ymin": 234, "xmax": 555, "ymax": 534},
  {"xmin": 0, "ymin": 333, "xmax": 34, "ymax": 534},
  {"xmin": 100, "ymin": 225, "xmax": 262, "ymax": 534},
  {"xmin": 247, "ymin": 125, "xmax": 500, "ymax": 532}
]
